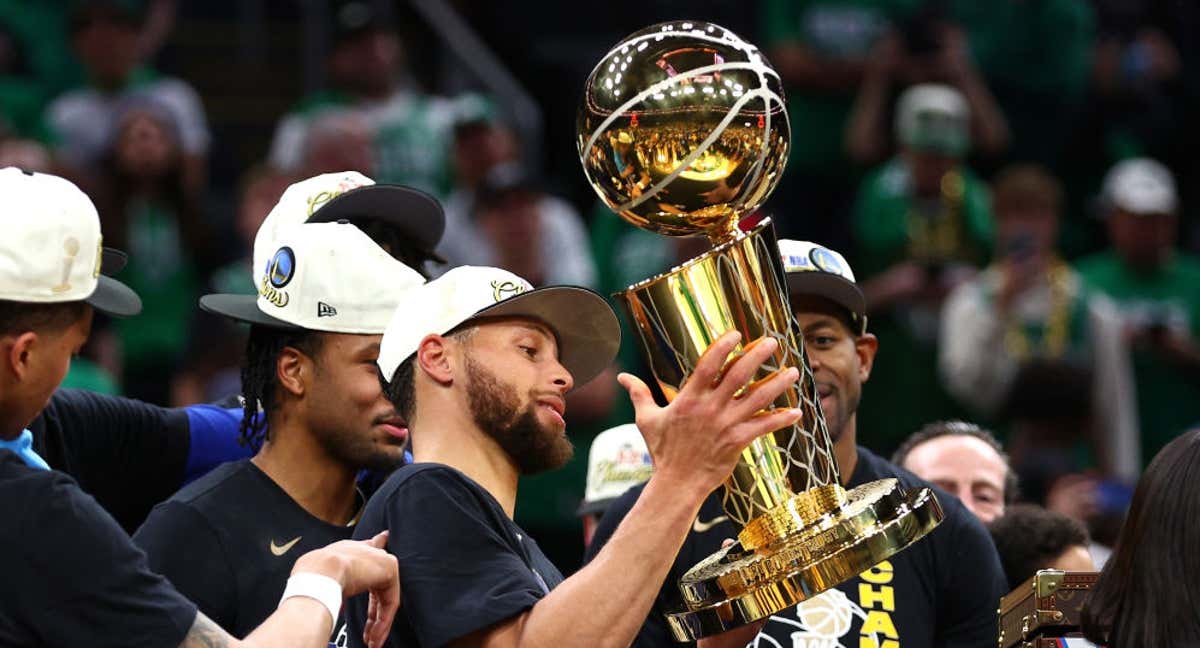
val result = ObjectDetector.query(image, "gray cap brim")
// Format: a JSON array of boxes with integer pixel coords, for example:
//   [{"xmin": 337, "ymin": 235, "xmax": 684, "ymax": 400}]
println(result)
[
  {"xmin": 199, "ymin": 293, "xmax": 301, "ymax": 330},
  {"xmin": 310, "ymin": 184, "xmax": 446, "ymax": 256},
  {"xmin": 88, "ymin": 275, "xmax": 142, "ymax": 318},
  {"xmin": 87, "ymin": 247, "xmax": 140, "ymax": 317},
  {"xmin": 469, "ymin": 285, "xmax": 620, "ymax": 387},
  {"xmin": 785, "ymin": 273, "xmax": 866, "ymax": 324}
]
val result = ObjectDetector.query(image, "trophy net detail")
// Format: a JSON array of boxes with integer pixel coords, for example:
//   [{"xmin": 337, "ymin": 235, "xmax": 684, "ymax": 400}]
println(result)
[{"xmin": 620, "ymin": 223, "xmax": 839, "ymax": 529}]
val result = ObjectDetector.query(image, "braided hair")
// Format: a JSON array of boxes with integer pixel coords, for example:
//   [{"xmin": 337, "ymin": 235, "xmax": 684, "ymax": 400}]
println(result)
[{"xmin": 238, "ymin": 324, "xmax": 324, "ymax": 451}]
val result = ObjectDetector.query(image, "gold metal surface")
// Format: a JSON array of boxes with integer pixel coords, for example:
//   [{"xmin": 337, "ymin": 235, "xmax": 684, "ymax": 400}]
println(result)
[
  {"xmin": 736, "ymin": 485, "xmax": 846, "ymax": 552},
  {"xmin": 577, "ymin": 21, "xmax": 789, "ymax": 243},
  {"xmin": 620, "ymin": 221, "xmax": 840, "ymax": 527},
  {"xmin": 665, "ymin": 480, "xmax": 944, "ymax": 640},
  {"xmin": 576, "ymin": 20, "xmax": 944, "ymax": 641}
]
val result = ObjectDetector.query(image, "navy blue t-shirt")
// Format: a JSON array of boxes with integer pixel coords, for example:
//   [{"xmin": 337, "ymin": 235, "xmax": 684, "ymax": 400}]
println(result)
[
  {"xmin": 0, "ymin": 450, "xmax": 198, "ymax": 646},
  {"xmin": 348, "ymin": 463, "xmax": 563, "ymax": 647}
]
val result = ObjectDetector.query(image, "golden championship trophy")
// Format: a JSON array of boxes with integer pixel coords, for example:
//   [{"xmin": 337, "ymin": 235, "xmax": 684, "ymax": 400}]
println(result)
[{"xmin": 577, "ymin": 21, "xmax": 944, "ymax": 640}]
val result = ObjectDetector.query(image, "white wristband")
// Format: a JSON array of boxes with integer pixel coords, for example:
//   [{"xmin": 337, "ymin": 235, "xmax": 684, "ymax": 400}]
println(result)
[{"xmin": 279, "ymin": 572, "xmax": 343, "ymax": 628}]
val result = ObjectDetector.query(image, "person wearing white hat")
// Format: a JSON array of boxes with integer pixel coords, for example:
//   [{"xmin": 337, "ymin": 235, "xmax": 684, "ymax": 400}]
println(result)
[
  {"xmin": 134, "ymin": 221, "xmax": 423, "ymax": 641},
  {"xmin": 349, "ymin": 265, "xmax": 803, "ymax": 648},
  {"xmin": 1077, "ymin": 157, "xmax": 1200, "ymax": 463},
  {"xmin": 0, "ymin": 168, "xmax": 401, "ymax": 648},
  {"xmin": 852, "ymin": 83, "xmax": 996, "ymax": 451},
  {"xmin": 576, "ymin": 422, "xmax": 653, "ymax": 548},
  {"xmin": 14, "ymin": 169, "xmax": 448, "ymax": 539},
  {"xmin": 586, "ymin": 239, "xmax": 1006, "ymax": 648}
]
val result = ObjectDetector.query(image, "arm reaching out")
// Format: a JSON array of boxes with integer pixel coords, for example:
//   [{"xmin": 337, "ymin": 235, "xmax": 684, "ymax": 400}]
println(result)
[
  {"xmin": 177, "ymin": 532, "xmax": 400, "ymax": 648},
  {"xmin": 453, "ymin": 331, "xmax": 802, "ymax": 648}
]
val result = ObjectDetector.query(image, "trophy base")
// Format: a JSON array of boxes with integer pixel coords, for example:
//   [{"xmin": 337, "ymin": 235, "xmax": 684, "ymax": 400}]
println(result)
[{"xmin": 665, "ymin": 478, "xmax": 943, "ymax": 641}]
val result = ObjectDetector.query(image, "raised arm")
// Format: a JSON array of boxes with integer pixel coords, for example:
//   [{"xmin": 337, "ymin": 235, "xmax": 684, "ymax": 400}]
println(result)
[{"xmin": 454, "ymin": 332, "xmax": 803, "ymax": 648}]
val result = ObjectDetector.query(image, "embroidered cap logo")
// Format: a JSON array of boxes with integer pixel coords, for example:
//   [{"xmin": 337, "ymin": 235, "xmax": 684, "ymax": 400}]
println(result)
[
  {"xmin": 260, "ymin": 246, "xmax": 295, "ymax": 308},
  {"xmin": 491, "ymin": 279, "xmax": 529, "ymax": 303}
]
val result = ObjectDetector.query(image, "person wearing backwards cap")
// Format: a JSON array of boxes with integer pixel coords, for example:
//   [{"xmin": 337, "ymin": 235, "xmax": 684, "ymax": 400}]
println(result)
[
  {"xmin": 349, "ymin": 265, "xmax": 803, "ymax": 647},
  {"xmin": 586, "ymin": 240, "xmax": 1006, "ymax": 648},
  {"xmin": 0, "ymin": 168, "xmax": 400, "ymax": 648},
  {"xmin": 134, "ymin": 221, "xmax": 424, "ymax": 641},
  {"xmin": 20, "ymin": 169, "xmax": 446, "ymax": 535},
  {"xmin": 1077, "ymin": 157, "xmax": 1200, "ymax": 465}
]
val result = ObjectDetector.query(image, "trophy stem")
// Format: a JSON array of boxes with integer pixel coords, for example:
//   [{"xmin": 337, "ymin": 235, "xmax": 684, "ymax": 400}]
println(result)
[{"xmin": 619, "ymin": 220, "xmax": 841, "ymax": 536}]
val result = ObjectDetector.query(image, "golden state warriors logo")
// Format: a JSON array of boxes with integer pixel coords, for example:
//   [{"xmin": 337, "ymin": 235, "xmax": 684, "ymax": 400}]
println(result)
[
  {"xmin": 259, "ymin": 246, "xmax": 295, "ymax": 308},
  {"xmin": 492, "ymin": 280, "xmax": 528, "ymax": 302},
  {"xmin": 809, "ymin": 247, "xmax": 845, "ymax": 277}
]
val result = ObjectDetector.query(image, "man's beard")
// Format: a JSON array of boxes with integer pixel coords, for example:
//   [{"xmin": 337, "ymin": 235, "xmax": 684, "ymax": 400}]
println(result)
[
  {"xmin": 465, "ymin": 353, "xmax": 573, "ymax": 475},
  {"xmin": 818, "ymin": 381, "xmax": 861, "ymax": 444}
]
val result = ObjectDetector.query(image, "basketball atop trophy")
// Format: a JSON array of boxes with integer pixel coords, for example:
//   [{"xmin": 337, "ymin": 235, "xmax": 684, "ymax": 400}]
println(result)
[{"xmin": 577, "ymin": 21, "xmax": 790, "ymax": 241}]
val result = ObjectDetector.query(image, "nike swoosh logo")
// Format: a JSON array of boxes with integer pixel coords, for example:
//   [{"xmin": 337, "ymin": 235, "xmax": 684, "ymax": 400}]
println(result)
[
  {"xmin": 270, "ymin": 536, "xmax": 302, "ymax": 556},
  {"xmin": 692, "ymin": 515, "xmax": 728, "ymax": 534}
]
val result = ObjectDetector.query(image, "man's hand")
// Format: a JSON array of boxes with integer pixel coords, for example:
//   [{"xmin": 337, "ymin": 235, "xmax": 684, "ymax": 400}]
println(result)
[
  {"xmin": 291, "ymin": 531, "xmax": 400, "ymax": 648},
  {"xmin": 619, "ymin": 331, "xmax": 803, "ymax": 500}
]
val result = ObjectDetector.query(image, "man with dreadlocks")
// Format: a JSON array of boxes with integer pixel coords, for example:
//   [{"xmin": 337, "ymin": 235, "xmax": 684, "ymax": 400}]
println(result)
[
  {"xmin": 21, "ymin": 171, "xmax": 445, "ymax": 536},
  {"xmin": 134, "ymin": 213, "xmax": 426, "ymax": 642}
]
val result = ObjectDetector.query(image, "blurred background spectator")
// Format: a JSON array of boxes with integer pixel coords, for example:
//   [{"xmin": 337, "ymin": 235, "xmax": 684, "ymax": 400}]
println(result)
[
  {"xmin": 940, "ymin": 165, "xmax": 1139, "ymax": 493},
  {"xmin": 988, "ymin": 504, "xmax": 1094, "ymax": 591},
  {"xmin": 893, "ymin": 420, "xmax": 1015, "ymax": 524},
  {"xmin": 852, "ymin": 84, "xmax": 992, "ymax": 451},
  {"xmin": 1077, "ymin": 158, "xmax": 1200, "ymax": 467}
]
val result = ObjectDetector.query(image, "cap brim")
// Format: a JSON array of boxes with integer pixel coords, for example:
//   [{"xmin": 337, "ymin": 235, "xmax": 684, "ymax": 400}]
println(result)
[
  {"xmin": 309, "ymin": 184, "xmax": 446, "ymax": 256},
  {"xmin": 785, "ymin": 273, "xmax": 866, "ymax": 325},
  {"xmin": 87, "ymin": 275, "xmax": 142, "ymax": 318},
  {"xmin": 471, "ymin": 286, "xmax": 620, "ymax": 387},
  {"xmin": 199, "ymin": 294, "xmax": 302, "ymax": 330},
  {"xmin": 100, "ymin": 247, "xmax": 128, "ymax": 275}
]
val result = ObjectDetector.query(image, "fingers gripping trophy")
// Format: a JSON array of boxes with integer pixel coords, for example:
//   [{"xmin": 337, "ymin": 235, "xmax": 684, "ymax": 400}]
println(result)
[{"xmin": 577, "ymin": 21, "xmax": 944, "ymax": 640}]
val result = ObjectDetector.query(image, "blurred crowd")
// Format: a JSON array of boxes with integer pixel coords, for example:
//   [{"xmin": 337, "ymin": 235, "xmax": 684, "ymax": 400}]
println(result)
[{"xmin": 4, "ymin": 0, "xmax": 1200, "ymax": 566}]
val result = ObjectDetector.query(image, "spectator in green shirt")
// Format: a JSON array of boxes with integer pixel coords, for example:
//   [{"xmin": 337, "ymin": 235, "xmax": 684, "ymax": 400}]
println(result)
[
  {"xmin": 851, "ymin": 83, "xmax": 992, "ymax": 452},
  {"xmin": 758, "ymin": 0, "xmax": 921, "ymax": 248},
  {"xmin": 1077, "ymin": 158, "xmax": 1200, "ymax": 465},
  {"xmin": 266, "ymin": 1, "xmax": 457, "ymax": 199}
]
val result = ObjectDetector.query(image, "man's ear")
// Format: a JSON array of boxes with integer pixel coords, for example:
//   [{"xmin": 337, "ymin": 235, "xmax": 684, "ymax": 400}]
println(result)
[
  {"xmin": 277, "ymin": 346, "xmax": 310, "ymax": 399},
  {"xmin": 856, "ymin": 333, "xmax": 879, "ymax": 383},
  {"xmin": 3, "ymin": 332, "xmax": 39, "ymax": 381},
  {"xmin": 416, "ymin": 334, "xmax": 455, "ymax": 385}
]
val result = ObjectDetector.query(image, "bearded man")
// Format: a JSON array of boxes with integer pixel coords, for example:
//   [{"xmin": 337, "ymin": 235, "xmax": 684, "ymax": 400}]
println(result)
[{"xmin": 350, "ymin": 265, "xmax": 803, "ymax": 647}]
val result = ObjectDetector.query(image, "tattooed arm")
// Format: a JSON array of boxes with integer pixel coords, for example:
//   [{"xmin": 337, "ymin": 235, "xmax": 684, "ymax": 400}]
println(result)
[{"xmin": 179, "ymin": 601, "xmax": 333, "ymax": 648}]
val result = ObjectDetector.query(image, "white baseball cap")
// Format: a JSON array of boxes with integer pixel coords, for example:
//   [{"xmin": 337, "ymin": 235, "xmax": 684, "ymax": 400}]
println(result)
[
  {"xmin": 577, "ymin": 423, "xmax": 653, "ymax": 516},
  {"xmin": 895, "ymin": 84, "xmax": 970, "ymax": 156},
  {"xmin": 0, "ymin": 167, "xmax": 141, "ymax": 317},
  {"xmin": 202, "ymin": 221, "xmax": 424, "ymax": 333},
  {"xmin": 1103, "ymin": 157, "xmax": 1178, "ymax": 215},
  {"xmin": 779, "ymin": 239, "xmax": 866, "ymax": 335},
  {"xmin": 377, "ymin": 266, "xmax": 621, "ymax": 387},
  {"xmin": 252, "ymin": 170, "xmax": 446, "ymax": 278}
]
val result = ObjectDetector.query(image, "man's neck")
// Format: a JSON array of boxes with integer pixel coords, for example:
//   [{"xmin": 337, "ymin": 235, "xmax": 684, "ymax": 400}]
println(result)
[
  {"xmin": 834, "ymin": 415, "xmax": 859, "ymax": 487},
  {"xmin": 410, "ymin": 403, "xmax": 521, "ymax": 518},
  {"xmin": 252, "ymin": 414, "xmax": 359, "ymax": 526}
]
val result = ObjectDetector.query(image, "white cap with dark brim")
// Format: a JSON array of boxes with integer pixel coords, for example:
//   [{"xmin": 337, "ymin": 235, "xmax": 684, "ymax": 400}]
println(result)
[
  {"xmin": 202, "ymin": 221, "xmax": 425, "ymax": 333},
  {"xmin": 252, "ymin": 171, "xmax": 446, "ymax": 278},
  {"xmin": 377, "ymin": 266, "xmax": 621, "ymax": 388},
  {"xmin": 0, "ymin": 167, "xmax": 141, "ymax": 317},
  {"xmin": 779, "ymin": 239, "xmax": 866, "ymax": 334}
]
